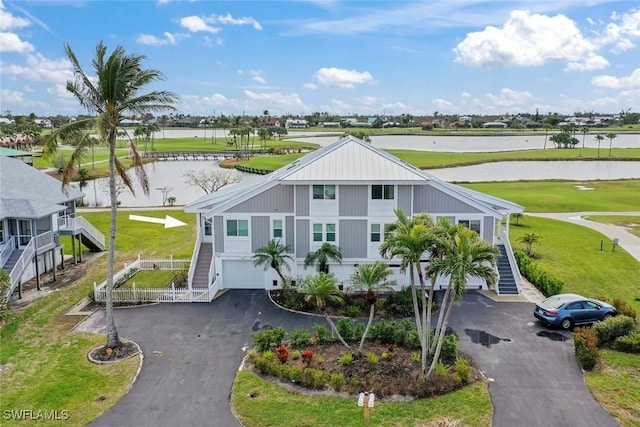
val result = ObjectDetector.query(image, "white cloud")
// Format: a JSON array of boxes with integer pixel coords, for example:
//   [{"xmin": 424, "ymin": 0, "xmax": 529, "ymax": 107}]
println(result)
[
  {"xmin": 600, "ymin": 9, "xmax": 640, "ymax": 52},
  {"xmin": 252, "ymin": 75, "xmax": 266, "ymax": 84},
  {"xmin": 315, "ymin": 67, "xmax": 374, "ymax": 89},
  {"xmin": 360, "ymin": 96, "xmax": 376, "ymax": 105},
  {"xmin": 0, "ymin": 88, "xmax": 25, "ymax": 104},
  {"xmin": 484, "ymin": 88, "xmax": 534, "ymax": 107},
  {"xmin": 591, "ymin": 68, "xmax": 640, "ymax": 89},
  {"xmin": 180, "ymin": 16, "xmax": 220, "ymax": 34},
  {"xmin": 381, "ymin": 101, "xmax": 418, "ymax": 115},
  {"xmin": 432, "ymin": 98, "xmax": 455, "ymax": 112},
  {"xmin": 47, "ymin": 83, "xmax": 73, "ymax": 98},
  {"xmin": 454, "ymin": 10, "xmax": 602, "ymax": 70},
  {"xmin": 0, "ymin": 53, "xmax": 72, "ymax": 83},
  {"xmin": 217, "ymin": 13, "xmax": 262, "ymax": 31},
  {"xmin": 243, "ymin": 90, "xmax": 305, "ymax": 110},
  {"xmin": 564, "ymin": 55, "xmax": 609, "ymax": 72},
  {"xmin": 303, "ymin": 82, "xmax": 317, "ymax": 90},
  {"xmin": 204, "ymin": 36, "xmax": 222, "ymax": 46},
  {"xmin": 0, "ymin": 32, "xmax": 34, "ymax": 52},
  {"xmin": 137, "ymin": 32, "xmax": 188, "ymax": 46},
  {"xmin": 0, "ymin": 1, "xmax": 30, "ymax": 31}
]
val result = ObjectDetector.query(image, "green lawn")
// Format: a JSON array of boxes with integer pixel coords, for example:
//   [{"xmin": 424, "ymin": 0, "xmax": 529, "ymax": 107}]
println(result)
[
  {"xmin": 464, "ymin": 180, "xmax": 640, "ymax": 212},
  {"xmin": 232, "ymin": 370, "xmax": 493, "ymax": 427},
  {"xmin": 584, "ymin": 215, "xmax": 640, "ymax": 238},
  {"xmin": 138, "ymin": 137, "xmax": 317, "ymax": 152},
  {"xmin": 118, "ymin": 270, "xmax": 179, "ymax": 290},
  {"xmin": 33, "ymin": 147, "xmax": 130, "ymax": 169},
  {"xmin": 0, "ymin": 209, "xmax": 196, "ymax": 426}
]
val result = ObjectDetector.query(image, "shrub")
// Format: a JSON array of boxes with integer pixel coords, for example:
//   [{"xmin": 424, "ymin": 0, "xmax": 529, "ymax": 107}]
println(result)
[
  {"xmin": 453, "ymin": 357, "xmax": 472, "ymax": 384},
  {"xmin": 435, "ymin": 361, "xmax": 449, "ymax": 377},
  {"xmin": 262, "ymin": 350, "xmax": 275, "ymax": 362},
  {"xmin": 344, "ymin": 305, "xmax": 362, "ymax": 317},
  {"xmin": 614, "ymin": 332, "xmax": 640, "ymax": 353},
  {"xmin": 411, "ymin": 352, "xmax": 421, "ymax": 363},
  {"xmin": 574, "ymin": 327, "xmax": 598, "ymax": 370},
  {"xmin": 593, "ymin": 315, "xmax": 636, "ymax": 346},
  {"xmin": 289, "ymin": 328, "xmax": 312, "ymax": 348},
  {"xmin": 336, "ymin": 318, "xmax": 355, "ymax": 342},
  {"xmin": 0, "ymin": 269, "xmax": 9, "ymax": 320},
  {"xmin": 291, "ymin": 349, "xmax": 301, "ymax": 360},
  {"xmin": 612, "ymin": 298, "xmax": 637, "ymax": 320},
  {"xmin": 313, "ymin": 325, "xmax": 333, "ymax": 344},
  {"xmin": 441, "ymin": 334, "xmax": 459, "ymax": 359},
  {"xmin": 253, "ymin": 326, "xmax": 287, "ymax": 352},
  {"xmin": 338, "ymin": 353, "xmax": 354, "ymax": 366},
  {"xmin": 514, "ymin": 250, "xmax": 564, "ymax": 296},
  {"xmin": 275, "ymin": 345, "xmax": 290, "ymax": 364},
  {"xmin": 288, "ymin": 365, "xmax": 303, "ymax": 383},
  {"xmin": 330, "ymin": 373, "xmax": 346, "ymax": 391},
  {"xmin": 366, "ymin": 351, "xmax": 379, "ymax": 364},
  {"xmin": 301, "ymin": 350, "xmax": 314, "ymax": 366}
]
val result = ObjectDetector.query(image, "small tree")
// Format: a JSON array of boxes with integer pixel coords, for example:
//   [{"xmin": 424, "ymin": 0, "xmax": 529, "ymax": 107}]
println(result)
[
  {"xmin": 594, "ymin": 134, "xmax": 605, "ymax": 158},
  {"xmin": 183, "ymin": 169, "xmax": 241, "ymax": 194},
  {"xmin": 304, "ymin": 243, "xmax": 342, "ymax": 274},
  {"xmin": 518, "ymin": 232, "xmax": 541, "ymax": 256},
  {"xmin": 301, "ymin": 273, "xmax": 350, "ymax": 348},
  {"xmin": 252, "ymin": 240, "xmax": 293, "ymax": 285},
  {"xmin": 512, "ymin": 213, "xmax": 524, "ymax": 226},
  {"xmin": 606, "ymin": 132, "xmax": 617, "ymax": 157}
]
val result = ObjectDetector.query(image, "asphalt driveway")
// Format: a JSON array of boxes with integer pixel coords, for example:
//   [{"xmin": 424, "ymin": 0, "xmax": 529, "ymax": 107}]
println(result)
[{"xmin": 90, "ymin": 290, "xmax": 617, "ymax": 427}]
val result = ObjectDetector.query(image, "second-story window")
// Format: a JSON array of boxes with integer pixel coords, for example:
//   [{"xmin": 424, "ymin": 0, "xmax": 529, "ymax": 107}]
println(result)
[
  {"xmin": 371, "ymin": 184, "xmax": 394, "ymax": 200},
  {"xmin": 313, "ymin": 184, "xmax": 336, "ymax": 200}
]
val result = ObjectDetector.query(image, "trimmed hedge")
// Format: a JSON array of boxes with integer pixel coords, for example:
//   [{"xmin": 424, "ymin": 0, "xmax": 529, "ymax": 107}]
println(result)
[
  {"xmin": 514, "ymin": 250, "xmax": 563, "ymax": 296},
  {"xmin": 593, "ymin": 315, "xmax": 636, "ymax": 346},
  {"xmin": 574, "ymin": 327, "xmax": 599, "ymax": 370},
  {"xmin": 614, "ymin": 332, "xmax": 640, "ymax": 353}
]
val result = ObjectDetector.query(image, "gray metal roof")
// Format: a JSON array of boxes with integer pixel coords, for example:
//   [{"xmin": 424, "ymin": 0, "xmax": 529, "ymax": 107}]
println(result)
[{"xmin": 0, "ymin": 156, "xmax": 84, "ymax": 220}]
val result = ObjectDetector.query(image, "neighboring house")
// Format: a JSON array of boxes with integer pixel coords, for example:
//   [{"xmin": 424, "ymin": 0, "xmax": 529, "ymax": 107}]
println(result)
[
  {"xmin": 285, "ymin": 119, "xmax": 307, "ymax": 129},
  {"xmin": 0, "ymin": 157, "xmax": 105, "ymax": 300},
  {"xmin": 184, "ymin": 136, "xmax": 524, "ymax": 298},
  {"xmin": 0, "ymin": 148, "xmax": 33, "ymax": 166},
  {"xmin": 264, "ymin": 118, "xmax": 281, "ymax": 127},
  {"xmin": 482, "ymin": 121, "xmax": 508, "ymax": 128}
]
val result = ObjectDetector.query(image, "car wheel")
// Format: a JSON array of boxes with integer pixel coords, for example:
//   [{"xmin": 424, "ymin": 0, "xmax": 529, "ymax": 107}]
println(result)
[
  {"xmin": 602, "ymin": 313, "xmax": 612, "ymax": 321},
  {"xmin": 561, "ymin": 318, "xmax": 573, "ymax": 330}
]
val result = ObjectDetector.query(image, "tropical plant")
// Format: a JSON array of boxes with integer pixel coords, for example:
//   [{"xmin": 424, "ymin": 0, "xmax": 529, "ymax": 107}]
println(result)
[
  {"xmin": 304, "ymin": 243, "xmax": 342, "ymax": 274},
  {"xmin": 594, "ymin": 134, "xmax": 605, "ymax": 158},
  {"xmin": 43, "ymin": 42, "xmax": 177, "ymax": 350},
  {"xmin": 605, "ymin": 132, "xmax": 617, "ymax": 157},
  {"xmin": 349, "ymin": 261, "xmax": 395, "ymax": 351},
  {"xmin": 511, "ymin": 213, "xmax": 524, "ymax": 226},
  {"xmin": 518, "ymin": 232, "xmax": 541, "ymax": 256},
  {"xmin": 425, "ymin": 228, "xmax": 497, "ymax": 377},
  {"xmin": 252, "ymin": 239, "xmax": 293, "ymax": 284},
  {"xmin": 301, "ymin": 273, "xmax": 349, "ymax": 348}
]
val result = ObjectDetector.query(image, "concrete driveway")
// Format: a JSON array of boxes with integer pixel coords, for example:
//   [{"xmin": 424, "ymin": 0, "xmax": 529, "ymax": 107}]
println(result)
[{"xmin": 89, "ymin": 290, "xmax": 617, "ymax": 427}]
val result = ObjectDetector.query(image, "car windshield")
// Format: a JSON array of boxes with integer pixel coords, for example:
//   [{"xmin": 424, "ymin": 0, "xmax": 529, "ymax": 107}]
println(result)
[{"xmin": 540, "ymin": 297, "xmax": 565, "ymax": 309}]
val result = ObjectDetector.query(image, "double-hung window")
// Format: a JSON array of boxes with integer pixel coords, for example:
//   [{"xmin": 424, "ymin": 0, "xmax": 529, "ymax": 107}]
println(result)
[
  {"xmin": 272, "ymin": 219, "xmax": 283, "ymax": 239},
  {"xmin": 458, "ymin": 219, "xmax": 481, "ymax": 234},
  {"xmin": 313, "ymin": 223, "xmax": 336, "ymax": 242},
  {"xmin": 226, "ymin": 219, "xmax": 249, "ymax": 237},
  {"xmin": 371, "ymin": 184, "xmax": 394, "ymax": 200},
  {"xmin": 313, "ymin": 184, "xmax": 336, "ymax": 200},
  {"xmin": 370, "ymin": 223, "xmax": 391, "ymax": 243}
]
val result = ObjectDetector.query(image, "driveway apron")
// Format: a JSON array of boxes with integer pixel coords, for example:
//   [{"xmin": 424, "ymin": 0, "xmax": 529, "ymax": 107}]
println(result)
[{"xmin": 92, "ymin": 290, "xmax": 618, "ymax": 427}]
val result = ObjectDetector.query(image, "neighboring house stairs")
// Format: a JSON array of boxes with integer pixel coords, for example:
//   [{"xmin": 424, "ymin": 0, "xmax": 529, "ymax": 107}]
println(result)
[
  {"xmin": 192, "ymin": 244, "xmax": 212, "ymax": 289},
  {"xmin": 2, "ymin": 249, "xmax": 24, "ymax": 274},
  {"xmin": 496, "ymin": 245, "xmax": 519, "ymax": 295},
  {"xmin": 58, "ymin": 216, "xmax": 105, "ymax": 252}
]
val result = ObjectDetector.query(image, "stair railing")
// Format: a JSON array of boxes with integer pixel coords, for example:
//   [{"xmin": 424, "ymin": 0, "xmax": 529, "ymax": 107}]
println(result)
[
  {"xmin": 498, "ymin": 226, "xmax": 522, "ymax": 293},
  {"xmin": 7, "ymin": 237, "xmax": 35, "ymax": 299},
  {"xmin": 0, "ymin": 236, "xmax": 16, "ymax": 267}
]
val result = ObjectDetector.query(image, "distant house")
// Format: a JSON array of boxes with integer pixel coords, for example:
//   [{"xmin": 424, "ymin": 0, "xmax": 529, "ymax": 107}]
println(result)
[
  {"xmin": 285, "ymin": 119, "xmax": 307, "ymax": 129},
  {"xmin": 482, "ymin": 122, "xmax": 508, "ymax": 128},
  {"xmin": 318, "ymin": 122, "xmax": 340, "ymax": 128},
  {"xmin": 184, "ymin": 136, "xmax": 524, "ymax": 299},
  {"xmin": 34, "ymin": 119, "xmax": 53, "ymax": 129},
  {"xmin": 0, "ymin": 117, "xmax": 15, "ymax": 125},
  {"xmin": 120, "ymin": 119, "xmax": 141, "ymax": 127},
  {"xmin": 0, "ymin": 157, "xmax": 105, "ymax": 301},
  {"xmin": 265, "ymin": 118, "xmax": 281, "ymax": 127},
  {"xmin": 0, "ymin": 147, "xmax": 33, "ymax": 166}
]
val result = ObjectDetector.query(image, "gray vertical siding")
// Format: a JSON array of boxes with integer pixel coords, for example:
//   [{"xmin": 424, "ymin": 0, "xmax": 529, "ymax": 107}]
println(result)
[
  {"xmin": 339, "ymin": 219, "xmax": 367, "ymax": 258},
  {"xmin": 251, "ymin": 216, "xmax": 270, "ymax": 252},
  {"xmin": 296, "ymin": 185, "xmax": 309, "ymax": 216},
  {"xmin": 285, "ymin": 216, "xmax": 294, "ymax": 250},
  {"xmin": 226, "ymin": 185, "xmax": 293, "ymax": 213},
  {"xmin": 295, "ymin": 219, "xmax": 310, "ymax": 258},
  {"xmin": 413, "ymin": 185, "xmax": 482, "ymax": 214},
  {"xmin": 397, "ymin": 185, "xmax": 412, "ymax": 214},
  {"xmin": 483, "ymin": 216, "xmax": 494, "ymax": 242},
  {"xmin": 338, "ymin": 185, "xmax": 368, "ymax": 216},
  {"xmin": 213, "ymin": 216, "xmax": 224, "ymax": 252}
]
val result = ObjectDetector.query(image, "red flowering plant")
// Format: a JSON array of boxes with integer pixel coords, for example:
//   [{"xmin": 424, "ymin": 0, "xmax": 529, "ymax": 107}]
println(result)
[
  {"xmin": 301, "ymin": 350, "xmax": 314, "ymax": 366},
  {"xmin": 275, "ymin": 345, "xmax": 290, "ymax": 364}
]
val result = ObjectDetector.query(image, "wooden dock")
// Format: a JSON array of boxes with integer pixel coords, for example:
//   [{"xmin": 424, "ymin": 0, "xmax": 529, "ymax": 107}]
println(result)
[{"xmin": 142, "ymin": 151, "xmax": 235, "ymax": 161}]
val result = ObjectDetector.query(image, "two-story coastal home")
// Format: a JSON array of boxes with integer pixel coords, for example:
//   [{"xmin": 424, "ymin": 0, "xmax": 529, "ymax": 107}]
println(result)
[
  {"xmin": 184, "ymin": 136, "xmax": 523, "ymax": 298},
  {"xmin": 0, "ymin": 157, "xmax": 105, "ymax": 300}
]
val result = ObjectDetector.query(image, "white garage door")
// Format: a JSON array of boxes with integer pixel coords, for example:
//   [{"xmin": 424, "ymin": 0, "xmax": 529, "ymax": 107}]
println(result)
[{"xmin": 222, "ymin": 260, "xmax": 265, "ymax": 289}]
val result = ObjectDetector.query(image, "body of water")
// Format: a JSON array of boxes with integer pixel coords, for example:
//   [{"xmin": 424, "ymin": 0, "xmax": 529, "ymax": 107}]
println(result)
[{"xmin": 75, "ymin": 159, "xmax": 640, "ymax": 207}]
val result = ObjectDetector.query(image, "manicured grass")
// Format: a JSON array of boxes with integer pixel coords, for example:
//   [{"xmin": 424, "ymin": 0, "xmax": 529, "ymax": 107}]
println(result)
[
  {"xmin": 139, "ymin": 137, "xmax": 317, "ymax": 152},
  {"xmin": 584, "ymin": 350, "xmax": 640, "ymax": 427},
  {"xmin": 232, "ymin": 370, "xmax": 493, "ymax": 427},
  {"xmin": 0, "ymin": 209, "xmax": 196, "ymax": 426},
  {"xmin": 33, "ymin": 147, "xmax": 130, "ymax": 169},
  {"xmin": 509, "ymin": 216, "xmax": 640, "ymax": 312},
  {"xmin": 119, "ymin": 270, "xmax": 180, "ymax": 290},
  {"xmin": 584, "ymin": 215, "xmax": 640, "ymax": 238},
  {"xmin": 464, "ymin": 180, "xmax": 640, "ymax": 212}
]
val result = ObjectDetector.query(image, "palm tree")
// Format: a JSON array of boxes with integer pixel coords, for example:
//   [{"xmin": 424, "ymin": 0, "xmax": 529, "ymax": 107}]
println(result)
[
  {"xmin": 304, "ymin": 243, "xmax": 342, "ymax": 274},
  {"xmin": 581, "ymin": 127, "xmax": 589, "ymax": 149},
  {"xmin": 44, "ymin": 42, "xmax": 177, "ymax": 350},
  {"xmin": 425, "ymin": 228, "xmax": 497, "ymax": 377},
  {"xmin": 302, "ymin": 273, "xmax": 349, "ymax": 348},
  {"xmin": 543, "ymin": 123, "xmax": 553, "ymax": 149},
  {"xmin": 252, "ymin": 239, "xmax": 293, "ymax": 284},
  {"xmin": 606, "ymin": 132, "xmax": 617, "ymax": 157},
  {"xmin": 518, "ymin": 232, "xmax": 541, "ymax": 256},
  {"xmin": 349, "ymin": 261, "xmax": 395, "ymax": 351},
  {"xmin": 595, "ymin": 134, "xmax": 605, "ymax": 158},
  {"xmin": 512, "ymin": 213, "xmax": 524, "ymax": 226},
  {"xmin": 379, "ymin": 209, "xmax": 434, "ymax": 372}
]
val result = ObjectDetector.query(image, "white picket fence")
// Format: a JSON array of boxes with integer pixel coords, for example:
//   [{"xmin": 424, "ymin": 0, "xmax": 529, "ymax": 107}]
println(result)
[{"xmin": 93, "ymin": 256, "xmax": 212, "ymax": 303}]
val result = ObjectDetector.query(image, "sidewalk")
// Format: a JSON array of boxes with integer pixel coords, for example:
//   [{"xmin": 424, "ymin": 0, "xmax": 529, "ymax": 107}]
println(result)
[{"xmin": 527, "ymin": 212, "xmax": 640, "ymax": 263}]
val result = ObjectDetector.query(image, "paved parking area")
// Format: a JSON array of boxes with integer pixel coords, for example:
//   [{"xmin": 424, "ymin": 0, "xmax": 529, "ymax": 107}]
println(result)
[{"xmin": 87, "ymin": 290, "xmax": 617, "ymax": 427}]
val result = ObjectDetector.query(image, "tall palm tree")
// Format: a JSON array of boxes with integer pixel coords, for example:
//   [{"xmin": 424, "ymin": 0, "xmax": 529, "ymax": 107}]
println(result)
[
  {"xmin": 304, "ymin": 243, "xmax": 342, "ymax": 274},
  {"xmin": 606, "ymin": 132, "xmax": 617, "ymax": 157},
  {"xmin": 379, "ymin": 209, "xmax": 434, "ymax": 372},
  {"xmin": 581, "ymin": 127, "xmax": 589, "ymax": 149},
  {"xmin": 543, "ymin": 123, "xmax": 553, "ymax": 149},
  {"xmin": 425, "ymin": 228, "xmax": 497, "ymax": 377},
  {"xmin": 44, "ymin": 42, "xmax": 177, "ymax": 350},
  {"xmin": 594, "ymin": 134, "xmax": 605, "ymax": 158},
  {"xmin": 349, "ymin": 261, "xmax": 395, "ymax": 351},
  {"xmin": 302, "ymin": 273, "xmax": 350, "ymax": 348},
  {"xmin": 252, "ymin": 239, "xmax": 293, "ymax": 284}
]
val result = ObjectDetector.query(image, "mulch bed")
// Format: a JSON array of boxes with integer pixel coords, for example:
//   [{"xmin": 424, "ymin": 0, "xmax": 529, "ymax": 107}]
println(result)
[{"xmin": 89, "ymin": 340, "xmax": 139, "ymax": 363}]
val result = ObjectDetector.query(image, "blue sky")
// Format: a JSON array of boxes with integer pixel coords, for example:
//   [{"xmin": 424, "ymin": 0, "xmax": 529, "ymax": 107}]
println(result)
[{"xmin": 1, "ymin": 0, "xmax": 639, "ymax": 117}]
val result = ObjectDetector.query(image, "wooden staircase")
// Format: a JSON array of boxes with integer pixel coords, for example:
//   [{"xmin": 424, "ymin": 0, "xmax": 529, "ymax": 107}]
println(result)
[{"xmin": 192, "ymin": 244, "xmax": 212, "ymax": 289}]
